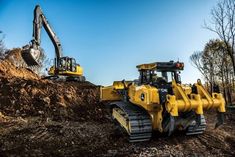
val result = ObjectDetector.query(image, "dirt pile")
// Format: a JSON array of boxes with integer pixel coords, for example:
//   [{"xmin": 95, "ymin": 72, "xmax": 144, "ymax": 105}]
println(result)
[
  {"xmin": 4, "ymin": 48, "xmax": 32, "ymax": 69},
  {"xmin": 0, "ymin": 48, "xmax": 39, "ymax": 80},
  {"xmin": 0, "ymin": 48, "xmax": 104, "ymax": 122},
  {"xmin": 0, "ymin": 48, "xmax": 234, "ymax": 157},
  {"xmin": 0, "ymin": 77, "xmax": 104, "ymax": 121},
  {"xmin": 4, "ymin": 48, "xmax": 24, "ymax": 63},
  {"xmin": 0, "ymin": 60, "xmax": 39, "ymax": 80},
  {"xmin": 0, "ymin": 111, "xmax": 234, "ymax": 157}
]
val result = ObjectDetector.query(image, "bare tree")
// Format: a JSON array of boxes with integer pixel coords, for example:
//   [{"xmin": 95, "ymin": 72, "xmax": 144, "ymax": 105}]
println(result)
[
  {"xmin": 204, "ymin": 0, "xmax": 235, "ymax": 73},
  {"xmin": 204, "ymin": 39, "xmax": 233, "ymax": 103},
  {"xmin": 190, "ymin": 51, "xmax": 210, "ymax": 82},
  {"xmin": 190, "ymin": 49, "xmax": 218, "ymax": 94},
  {"xmin": 190, "ymin": 39, "xmax": 234, "ymax": 104}
]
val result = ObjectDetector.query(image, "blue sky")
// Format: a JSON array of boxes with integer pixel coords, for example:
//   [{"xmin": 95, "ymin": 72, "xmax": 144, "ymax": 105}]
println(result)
[{"xmin": 0, "ymin": 0, "xmax": 217, "ymax": 85}]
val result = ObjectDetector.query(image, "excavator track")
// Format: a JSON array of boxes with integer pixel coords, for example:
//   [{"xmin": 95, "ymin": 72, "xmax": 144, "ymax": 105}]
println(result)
[
  {"xmin": 186, "ymin": 115, "xmax": 206, "ymax": 135},
  {"xmin": 111, "ymin": 102, "xmax": 152, "ymax": 142},
  {"xmin": 66, "ymin": 76, "xmax": 86, "ymax": 82}
]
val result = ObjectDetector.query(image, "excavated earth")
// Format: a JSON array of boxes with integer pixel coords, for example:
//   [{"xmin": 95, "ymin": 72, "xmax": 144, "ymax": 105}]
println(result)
[{"xmin": 0, "ymin": 49, "xmax": 234, "ymax": 157}]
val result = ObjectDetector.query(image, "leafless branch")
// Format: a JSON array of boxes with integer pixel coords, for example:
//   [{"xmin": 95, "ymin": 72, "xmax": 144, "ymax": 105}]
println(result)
[{"xmin": 204, "ymin": 0, "xmax": 235, "ymax": 73}]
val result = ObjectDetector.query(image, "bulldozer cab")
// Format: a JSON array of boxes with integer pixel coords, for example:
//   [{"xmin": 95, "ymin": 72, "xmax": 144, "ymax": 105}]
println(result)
[{"xmin": 136, "ymin": 61, "xmax": 184, "ymax": 85}]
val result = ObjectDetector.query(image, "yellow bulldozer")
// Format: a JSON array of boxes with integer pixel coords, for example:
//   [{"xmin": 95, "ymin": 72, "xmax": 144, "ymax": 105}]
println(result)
[{"xmin": 100, "ymin": 61, "xmax": 226, "ymax": 142}]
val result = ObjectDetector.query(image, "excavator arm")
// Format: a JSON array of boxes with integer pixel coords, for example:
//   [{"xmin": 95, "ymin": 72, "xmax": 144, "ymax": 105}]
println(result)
[{"xmin": 22, "ymin": 5, "xmax": 62, "ymax": 67}]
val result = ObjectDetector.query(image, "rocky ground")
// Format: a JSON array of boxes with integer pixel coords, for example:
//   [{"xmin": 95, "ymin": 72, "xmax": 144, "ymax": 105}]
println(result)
[
  {"xmin": 0, "ymin": 110, "xmax": 234, "ymax": 157},
  {"xmin": 0, "ymin": 49, "xmax": 234, "ymax": 157}
]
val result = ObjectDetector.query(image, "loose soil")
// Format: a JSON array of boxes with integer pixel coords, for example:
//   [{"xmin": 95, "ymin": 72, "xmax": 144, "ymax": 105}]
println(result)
[{"xmin": 0, "ymin": 49, "xmax": 234, "ymax": 157}]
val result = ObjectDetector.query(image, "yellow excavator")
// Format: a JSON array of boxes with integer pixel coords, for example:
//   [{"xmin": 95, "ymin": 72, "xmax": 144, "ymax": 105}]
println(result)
[
  {"xmin": 21, "ymin": 5, "xmax": 85, "ymax": 81},
  {"xmin": 100, "ymin": 61, "xmax": 226, "ymax": 142}
]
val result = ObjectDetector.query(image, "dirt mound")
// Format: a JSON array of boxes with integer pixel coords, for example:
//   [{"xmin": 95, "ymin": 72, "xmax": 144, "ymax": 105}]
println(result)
[
  {"xmin": 0, "ymin": 48, "xmax": 39, "ymax": 80},
  {"xmin": 4, "ymin": 48, "xmax": 24, "ymax": 63},
  {"xmin": 0, "ymin": 60, "xmax": 39, "ymax": 80},
  {"xmin": 0, "ymin": 48, "xmax": 104, "ymax": 122},
  {"xmin": 0, "ymin": 110, "xmax": 234, "ymax": 157},
  {"xmin": 0, "ymin": 77, "xmax": 104, "ymax": 121},
  {"xmin": 0, "ymin": 53, "xmax": 111, "ymax": 156},
  {"xmin": 0, "ymin": 48, "xmax": 234, "ymax": 156}
]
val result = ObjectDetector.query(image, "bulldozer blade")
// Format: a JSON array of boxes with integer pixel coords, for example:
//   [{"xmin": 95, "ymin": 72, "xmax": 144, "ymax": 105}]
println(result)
[
  {"xmin": 21, "ymin": 48, "xmax": 41, "ymax": 66},
  {"xmin": 215, "ymin": 112, "xmax": 224, "ymax": 129}
]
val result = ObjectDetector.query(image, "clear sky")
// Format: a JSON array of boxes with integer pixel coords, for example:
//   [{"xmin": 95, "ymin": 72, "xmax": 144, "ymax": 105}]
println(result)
[{"xmin": 0, "ymin": 0, "xmax": 217, "ymax": 85}]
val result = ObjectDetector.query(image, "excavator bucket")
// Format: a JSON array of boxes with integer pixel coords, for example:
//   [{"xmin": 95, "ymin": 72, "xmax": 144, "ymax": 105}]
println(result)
[{"xmin": 21, "ymin": 45, "xmax": 41, "ymax": 66}]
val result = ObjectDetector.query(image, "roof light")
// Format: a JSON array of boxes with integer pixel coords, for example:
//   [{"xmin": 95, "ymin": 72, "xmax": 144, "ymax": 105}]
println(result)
[{"xmin": 176, "ymin": 63, "xmax": 180, "ymax": 68}]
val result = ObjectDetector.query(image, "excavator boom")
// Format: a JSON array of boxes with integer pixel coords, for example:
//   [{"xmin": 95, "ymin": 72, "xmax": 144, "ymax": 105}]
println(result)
[{"xmin": 22, "ymin": 5, "xmax": 62, "ymax": 67}]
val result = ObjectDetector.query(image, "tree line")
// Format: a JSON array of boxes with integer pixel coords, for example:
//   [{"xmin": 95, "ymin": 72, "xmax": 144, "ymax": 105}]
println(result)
[{"xmin": 190, "ymin": 0, "xmax": 235, "ymax": 105}]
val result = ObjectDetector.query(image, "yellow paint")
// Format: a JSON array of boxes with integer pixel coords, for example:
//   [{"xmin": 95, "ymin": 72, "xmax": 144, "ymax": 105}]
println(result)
[
  {"xmin": 100, "ymin": 78, "xmax": 226, "ymax": 132},
  {"xmin": 165, "ymin": 80, "xmax": 226, "ymax": 116},
  {"xmin": 100, "ymin": 86, "xmax": 121, "ymax": 101},
  {"xmin": 136, "ymin": 63, "xmax": 157, "ymax": 70},
  {"xmin": 48, "ymin": 65, "xmax": 83, "ymax": 76},
  {"xmin": 112, "ymin": 108, "xmax": 130, "ymax": 133},
  {"xmin": 113, "ymin": 81, "xmax": 133, "ymax": 90}
]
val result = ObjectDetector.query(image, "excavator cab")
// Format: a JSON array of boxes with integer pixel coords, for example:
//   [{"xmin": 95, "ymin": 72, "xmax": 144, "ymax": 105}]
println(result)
[
  {"xmin": 57, "ymin": 57, "xmax": 77, "ymax": 72},
  {"xmin": 48, "ymin": 57, "xmax": 85, "ymax": 81}
]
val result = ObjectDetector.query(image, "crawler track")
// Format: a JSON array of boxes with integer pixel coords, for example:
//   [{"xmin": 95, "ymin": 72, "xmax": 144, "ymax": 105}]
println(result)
[
  {"xmin": 186, "ymin": 115, "xmax": 206, "ymax": 135},
  {"xmin": 111, "ymin": 102, "xmax": 152, "ymax": 142}
]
